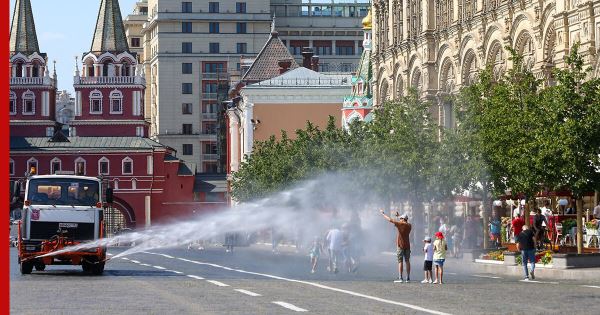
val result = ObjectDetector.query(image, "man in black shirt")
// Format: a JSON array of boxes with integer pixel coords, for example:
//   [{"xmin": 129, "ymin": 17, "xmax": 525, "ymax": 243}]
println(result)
[{"xmin": 516, "ymin": 225, "xmax": 536, "ymax": 281}]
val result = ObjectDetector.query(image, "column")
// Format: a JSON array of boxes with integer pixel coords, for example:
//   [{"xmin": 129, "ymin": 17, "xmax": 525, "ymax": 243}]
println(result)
[{"xmin": 228, "ymin": 110, "xmax": 240, "ymax": 172}]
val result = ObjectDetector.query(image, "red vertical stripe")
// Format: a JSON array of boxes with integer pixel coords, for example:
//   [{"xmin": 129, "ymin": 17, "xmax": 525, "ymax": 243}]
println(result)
[{"xmin": 2, "ymin": 0, "xmax": 12, "ymax": 310}]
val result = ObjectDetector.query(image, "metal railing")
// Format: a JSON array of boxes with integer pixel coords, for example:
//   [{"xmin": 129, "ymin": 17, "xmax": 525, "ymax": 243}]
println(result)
[
  {"xmin": 75, "ymin": 76, "xmax": 145, "ymax": 85},
  {"xmin": 202, "ymin": 154, "xmax": 219, "ymax": 161},
  {"xmin": 202, "ymin": 93, "xmax": 218, "ymax": 99},
  {"xmin": 202, "ymin": 113, "xmax": 218, "ymax": 120},
  {"xmin": 201, "ymin": 72, "xmax": 230, "ymax": 80},
  {"xmin": 10, "ymin": 77, "xmax": 51, "ymax": 85}
]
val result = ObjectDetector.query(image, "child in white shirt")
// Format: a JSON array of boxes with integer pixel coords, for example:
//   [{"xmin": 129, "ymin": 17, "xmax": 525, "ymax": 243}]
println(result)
[{"xmin": 422, "ymin": 236, "xmax": 434, "ymax": 283}]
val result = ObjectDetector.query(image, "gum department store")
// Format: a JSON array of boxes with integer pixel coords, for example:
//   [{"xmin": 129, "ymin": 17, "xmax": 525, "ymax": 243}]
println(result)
[{"xmin": 371, "ymin": 0, "xmax": 600, "ymax": 127}]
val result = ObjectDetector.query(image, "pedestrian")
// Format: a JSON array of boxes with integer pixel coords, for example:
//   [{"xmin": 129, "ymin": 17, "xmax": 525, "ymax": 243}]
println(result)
[
  {"xmin": 533, "ymin": 209, "xmax": 548, "ymax": 249},
  {"xmin": 308, "ymin": 237, "xmax": 322, "ymax": 274},
  {"xmin": 433, "ymin": 232, "xmax": 447, "ymax": 284},
  {"xmin": 422, "ymin": 236, "xmax": 434, "ymax": 283},
  {"xmin": 511, "ymin": 213, "xmax": 525, "ymax": 242},
  {"xmin": 516, "ymin": 225, "xmax": 536, "ymax": 281},
  {"xmin": 489, "ymin": 211, "xmax": 502, "ymax": 248},
  {"xmin": 451, "ymin": 223, "xmax": 461, "ymax": 258},
  {"xmin": 325, "ymin": 226, "xmax": 344, "ymax": 273},
  {"xmin": 593, "ymin": 201, "xmax": 600, "ymax": 221},
  {"xmin": 380, "ymin": 210, "xmax": 412, "ymax": 283}
]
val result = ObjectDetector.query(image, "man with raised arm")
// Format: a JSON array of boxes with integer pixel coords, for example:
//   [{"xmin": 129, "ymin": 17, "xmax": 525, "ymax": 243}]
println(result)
[{"xmin": 380, "ymin": 210, "xmax": 412, "ymax": 283}]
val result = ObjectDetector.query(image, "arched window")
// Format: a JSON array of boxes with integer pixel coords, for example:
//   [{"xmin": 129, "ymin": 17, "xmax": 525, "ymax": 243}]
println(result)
[
  {"xmin": 9, "ymin": 159, "xmax": 14, "ymax": 176},
  {"xmin": 103, "ymin": 61, "xmax": 111, "ymax": 77},
  {"xmin": 122, "ymin": 61, "xmax": 131, "ymax": 76},
  {"xmin": 110, "ymin": 89, "xmax": 123, "ymax": 114},
  {"xmin": 75, "ymin": 157, "xmax": 86, "ymax": 175},
  {"xmin": 122, "ymin": 157, "xmax": 133, "ymax": 175},
  {"xmin": 113, "ymin": 179, "xmax": 119, "ymax": 190},
  {"xmin": 32, "ymin": 64, "xmax": 40, "ymax": 77},
  {"xmin": 27, "ymin": 157, "xmax": 38, "ymax": 175},
  {"xmin": 22, "ymin": 90, "xmax": 35, "ymax": 115},
  {"xmin": 131, "ymin": 178, "xmax": 137, "ymax": 190},
  {"xmin": 98, "ymin": 157, "xmax": 110, "ymax": 175},
  {"xmin": 9, "ymin": 91, "xmax": 16, "ymax": 115},
  {"xmin": 15, "ymin": 62, "xmax": 23, "ymax": 77},
  {"xmin": 89, "ymin": 90, "xmax": 103, "ymax": 114},
  {"xmin": 50, "ymin": 157, "xmax": 62, "ymax": 174}
]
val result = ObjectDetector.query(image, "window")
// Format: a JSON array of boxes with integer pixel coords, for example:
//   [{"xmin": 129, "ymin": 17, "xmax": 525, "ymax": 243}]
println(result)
[
  {"xmin": 98, "ymin": 157, "xmax": 109, "ymax": 175},
  {"xmin": 89, "ymin": 90, "xmax": 102, "ymax": 114},
  {"xmin": 182, "ymin": 103, "xmax": 193, "ymax": 114},
  {"xmin": 109, "ymin": 89, "xmax": 123, "ymax": 114},
  {"xmin": 182, "ymin": 22, "xmax": 192, "ymax": 33},
  {"xmin": 136, "ymin": 126, "xmax": 145, "ymax": 137},
  {"xmin": 236, "ymin": 22, "xmax": 247, "ymax": 34},
  {"xmin": 27, "ymin": 158, "xmax": 38, "ymax": 175},
  {"xmin": 182, "ymin": 124, "xmax": 193, "ymax": 135},
  {"xmin": 182, "ymin": 63, "xmax": 193, "ymax": 74},
  {"xmin": 182, "ymin": 83, "xmax": 193, "ymax": 94},
  {"xmin": 236, "ymin": 43, "xmax": 247, "ymax": 54},
  {"xmin": 130, "ymin": 37, "xmax": 141, "ymax": 47},
  {"xmin": 75, "ymin": 158, "xmax": 86, "ymax": 175},
  {"xmin": 182, "ymin": 1, "xmax": 192, "ymax": 13},
  {"xmin": 209, "ymin": 42, "xmax": 220, "ymax": 53},
  {"xmin": 182, "ymin": 144, "xmax": 193, "ymax": 155},
  {"xmin": 50, "ymin": 158, "xmax": 61, "ymax": 174},
  {"xmin": 209, "ymin": 22, "xmax": 219, "ymax": 33},
  {"xmin": 315, "ymin": 44, "xmax": 332, "ymax": 56},
  {"xmin": 203, "ymin": 122, "xmax": 217, "ymax": 134},
  {"xmin": 182, "ymin": 42, "xmax": 193, "ymax": 53},
  {"xmin": 336, "ymin": 46, "xmax": 355, "ymax": 55},
  {"xmin": 209, "ymin": 2, "xmax": 219, "ymax": 13},
  {"xmin": 114, "ymin": 179, "xmax": 119, "ymax": 190},
  {"xmin": 122, "ymin": 157, "xmax": 133, "ymax": 175},
  {"xmin": 22, "ymin": 90, "xmax": 35, "ymax": 115},
  {"xmin": 46, "ymin": 127, "xmax": 54, "ymax": 137},
  {"xmin": 203, "ymin": 62, "xmax": 224, "ymax": 73},
  {"xmin": 204, "ymin": 142, "xmax": 218, "ymax": 154},
  {"xmin": 9, "ymin": 159, "xmax": 14, "ymax": 176},
  {"xmin": 9, "ymin": 91, "xmax": 16, "ymax": 115},
  {"xmin": 236, "ymin": 2, "xmax": 246, "ymax": 13}
]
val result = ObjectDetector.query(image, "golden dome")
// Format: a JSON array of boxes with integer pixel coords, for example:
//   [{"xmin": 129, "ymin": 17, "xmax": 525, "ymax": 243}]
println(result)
[{"xmin": 362, "ymin": 10, "xmax": 372, "ymax": 30}]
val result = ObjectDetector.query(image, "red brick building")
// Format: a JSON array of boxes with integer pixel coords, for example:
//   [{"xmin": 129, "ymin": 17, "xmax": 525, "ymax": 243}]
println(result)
[{"xmin": 9, "ymin": 0, "xmax": 226, "ymax": 233}]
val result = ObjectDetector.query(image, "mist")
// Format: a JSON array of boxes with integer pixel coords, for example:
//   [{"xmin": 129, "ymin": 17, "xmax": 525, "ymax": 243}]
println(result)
[{"xmin": 38, "ymin": 172, "xmax": 426, "ymax": 261}]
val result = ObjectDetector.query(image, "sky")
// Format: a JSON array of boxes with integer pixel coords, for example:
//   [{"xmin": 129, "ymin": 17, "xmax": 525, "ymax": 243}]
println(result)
[{"xmin": 9, "ymin": 0, "xmax": 139, "ymax": 93}]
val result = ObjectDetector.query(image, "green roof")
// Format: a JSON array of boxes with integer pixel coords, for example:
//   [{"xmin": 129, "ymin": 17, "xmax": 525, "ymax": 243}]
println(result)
[{"xmin": 10, "ymin": 136, "xmax": 166, "ymax": 151}]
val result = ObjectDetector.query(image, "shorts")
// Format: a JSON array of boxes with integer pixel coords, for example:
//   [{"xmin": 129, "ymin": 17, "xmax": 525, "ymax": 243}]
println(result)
[
  {"xmin": 423, "ymin": 260, "xmax": 433, "ymax": 271},
  {"xmin": 396, "ymin": 248, "xmax": 411, "ymax": 262},
  {"xmin": 434, "ymin": 259, "xmax": 445, "ymax": 267}
]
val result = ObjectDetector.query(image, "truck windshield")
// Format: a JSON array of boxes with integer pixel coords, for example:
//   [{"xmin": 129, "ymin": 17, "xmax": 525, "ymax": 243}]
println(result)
[{"xmin": 27, "ymin": 178, "xmax": 100, "ymax": 207}]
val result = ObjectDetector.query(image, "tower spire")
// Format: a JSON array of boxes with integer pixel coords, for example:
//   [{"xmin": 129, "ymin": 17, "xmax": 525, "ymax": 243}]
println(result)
[
  {"xmin": 90, "ymin": 0, "xmax": 129, "ymax": 54},
  {"xmin": 9, "ymin": 0, "xmax": 40, "ymax": 55}
]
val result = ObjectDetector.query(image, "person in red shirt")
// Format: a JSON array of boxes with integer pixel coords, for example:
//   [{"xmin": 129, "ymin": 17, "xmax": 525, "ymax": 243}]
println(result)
[{"xmin": 512, "ymin": 214, "xmax": 525, "ymax": 241}]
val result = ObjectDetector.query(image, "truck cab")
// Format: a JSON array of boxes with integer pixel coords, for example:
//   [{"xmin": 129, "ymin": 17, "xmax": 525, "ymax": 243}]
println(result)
[{"xmin": 17, "ymin": 174, "xmax": 111, "ymax": 275}]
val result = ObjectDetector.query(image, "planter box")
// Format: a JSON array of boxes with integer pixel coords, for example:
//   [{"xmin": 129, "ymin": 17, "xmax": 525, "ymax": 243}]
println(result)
[
  {"xmin": 552, "ymin": 252, "xmax": 600, "ymax": 269},
  {"xmin": 462, "ymin": 248, "xmax": 485, "ymax": 262},
  {"xmin": 504, "ymin": 251, "xmax": 518, "ymax": 266},
  {"xmin": 475, "ymin": 259, "xmax": 504, "ymax": 265}
]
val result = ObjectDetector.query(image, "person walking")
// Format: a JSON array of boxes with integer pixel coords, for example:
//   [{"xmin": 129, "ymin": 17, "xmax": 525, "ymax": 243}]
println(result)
[
  {"xmin": 308, "ymin": 236, "xmax": 322, "ymax": 274},
  {"xmin": 325, "ymin": 226, "xmax": 344, "ymax": 273},
  {"xmin": 489, "ymin": 212, "xmax": 502, "ymax": 248},
  {"xmin": 433, "ymin": 232, "xmax": 447, "ymax": 284},
  {"xmin": 516, "ymin": 225, "xmax": 536, "ymax": 281},
  {"xmin": 533, "ymin": 209, "xmax": 548, "ymax": 249},
  {"xmin": 422, "ymin": 236, "xmax": 434, "ymax": 283},
  {"xmin": 380, "ymin": 210, "xmax": 412, "ymax": 283}
]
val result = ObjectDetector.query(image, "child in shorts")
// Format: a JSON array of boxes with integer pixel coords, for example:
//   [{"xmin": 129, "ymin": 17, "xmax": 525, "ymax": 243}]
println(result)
[
  {"xmin": 422, "ymin": 236, "xmax": 434, "ymax": 283},
  {"xmin": 433, "ymin": 232, "xmax": 448, "ymax": 284},
  {"xmin": 309, "ymin": 237, "xmax": 322, "ymax": 273}
]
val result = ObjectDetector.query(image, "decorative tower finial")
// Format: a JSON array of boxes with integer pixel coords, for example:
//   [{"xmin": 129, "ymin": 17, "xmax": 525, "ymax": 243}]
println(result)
[
  {"xmin": 52, "ymin": 60, "xmax": 57, "ymax": 77},
  {"xmin": 271, "ymin": 14, "xmax": 276, "ymax": 34},
  {"xmin": 9, "ymin": 0, "xmax": 40, "ymax": 55},
  {"xmin": 90, "ymin": 0, "xmax": 129, "ymax": 53},
  {"xmin": 74, "ymin": 56, "xmax": 80, "ymax": 76}
]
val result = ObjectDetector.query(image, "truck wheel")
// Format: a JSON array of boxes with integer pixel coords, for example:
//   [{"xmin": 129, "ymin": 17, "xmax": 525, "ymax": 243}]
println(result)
[
  {"xmin": 34, "ymin": 263, "xmax": 46, "ymax": 271},
  {"xmin": 82, "ymin": 261, "xmax": 91, "ymax": 273},
  {"xmin": 20, "ymin": 261, "xmax": 33, "ymax": 275},
  {"xmin": 91, "ymin": 262, "xmax": 105, "ymax": 275}
]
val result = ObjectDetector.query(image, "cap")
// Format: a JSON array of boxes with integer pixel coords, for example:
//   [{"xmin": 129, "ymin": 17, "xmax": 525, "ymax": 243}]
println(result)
[
  {"xmin": 435, "ymin": 231, "xmax": 444, "ymax": 239},
  {"xmin": 424, "ymin": 236, "xmax": 432, "ymax": 242},
  {"xmin": 400, "ymin": 213, "xmax": 409, "ymax": 220}
]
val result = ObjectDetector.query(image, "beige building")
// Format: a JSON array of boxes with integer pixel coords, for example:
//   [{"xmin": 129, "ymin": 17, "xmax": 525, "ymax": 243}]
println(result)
[
  {"xmin": 371, "ymin": 0, "xmax": 600, "ymax": 127},
  {"xmin": 123, "ymin": 0, "xmax": 366, "ymax": 173}
]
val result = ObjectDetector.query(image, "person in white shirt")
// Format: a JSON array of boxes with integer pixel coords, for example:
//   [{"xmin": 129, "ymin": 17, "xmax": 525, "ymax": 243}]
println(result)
[
  {"xmin": 422, "ymin": 236, "xmax": 434, "ymax": 283},
  {"xmin": 326, "ymin": 227, "xmax": 344, "ymax": 273},
  {"xmin": 540, "ymin": 200, "xmax": 553, "ymax": 217}
]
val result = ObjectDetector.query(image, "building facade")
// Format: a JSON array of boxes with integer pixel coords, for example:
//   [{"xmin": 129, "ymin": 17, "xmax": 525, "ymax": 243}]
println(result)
[
  {"xmin": 342, "ymin": 9, "xmax": 374, "ymax": 129},
  {"xmin": 9, "ymin": 0, "xmax": 227, "ymax": 232},
  {"xmin": 371, "ymin": 0, "xmax": 600, "ymax": 127},
  {"xmin": 124, "ymin": 0, "xmax": 367, "ymax": 172}
]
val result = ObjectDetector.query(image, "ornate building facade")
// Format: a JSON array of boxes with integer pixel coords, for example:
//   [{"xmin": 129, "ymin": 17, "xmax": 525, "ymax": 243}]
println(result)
[{"xmin": 371, "ymin": 0, "xmax": 600, "ymax": 127}]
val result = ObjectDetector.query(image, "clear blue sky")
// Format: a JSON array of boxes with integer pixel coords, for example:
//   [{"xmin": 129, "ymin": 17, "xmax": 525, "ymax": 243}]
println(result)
[{"xmin": 9, "ymin": 0, "xmax": 139, "ymax": 93}]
